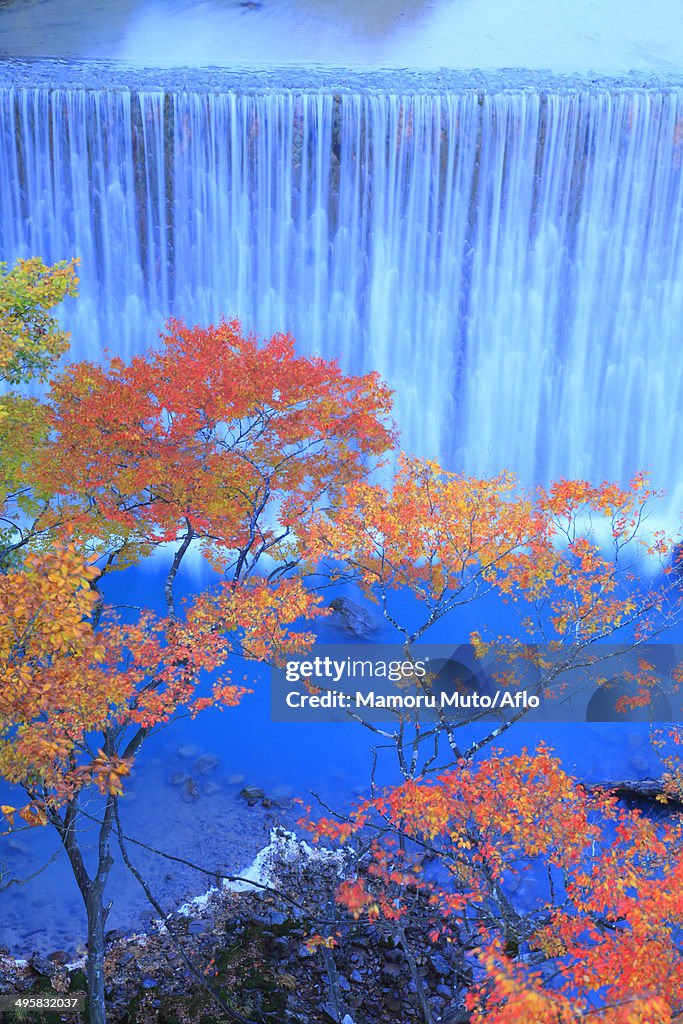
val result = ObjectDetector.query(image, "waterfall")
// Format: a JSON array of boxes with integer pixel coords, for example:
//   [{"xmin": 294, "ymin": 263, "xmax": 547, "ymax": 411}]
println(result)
[{"xmin": 1, "ymin": 75, "xmax": 683, "ymax": 508}]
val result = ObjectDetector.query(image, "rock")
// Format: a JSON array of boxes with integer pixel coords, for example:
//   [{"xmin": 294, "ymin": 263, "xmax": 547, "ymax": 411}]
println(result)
[
  {"xmin": 350, "ymin": 969, "xmax": 362, "ymax": 983},
  {"xmin": 430, "ymin": 952, "xmax": 451, "ymax": 976},
  {"xmin": 187, "ymin": 919, "xmax": 211, "ymax": 935},
  {"xmin": 29, "ymin": 954, "xmax": 56, "ymax": 977},
  {"xmin": 46, "ymin": 950, "xmax": 71, "ymax": 965},
  {"xmin": 338, "ymin": 973, "xmax": 351, "ymax": 992},
  {"xmin": 195, "ymin": 754, "xmax": 219, "ymax": 774},
  {"xmin": 141, "ymin": 978, "xmax": 158, "ymax": 989},
  {"xmin": 342, "ymin": 1016, "xmax": 357, "ymax": 1024},
  {"xmin": 327, "ymin": 597, "xmax": 378, "ymax": 638},
  {"xmin": 239, "ymin": 786, "xmax": 265, "ymax": 805},
  {"xmin": 436, "ymin": 983, "xmax": 452, "ymax": 998},
  {"xmin": 227, "ymin": 772, "xmax": 246, "ymax": 785},
  {"xmin": 202, "ymin": 781, "xmax": 221, "ymax": 796},
  {"xmin": 169, "ymin": 771, "xmax": 190, "ymax": 785},
  {"xmin": 441, "ymin": 1006, "xmax": 470, "ymax": 1024},
  {"xmin": 181, "ymin": 777, "xmax": 200, "ymax": 802},
  {"xmin": 176, "ymin": 744, "xmax": 201, "ymax": 759},
  {"xmin": 381, "ymin": 961, "xmax": 402, "ymax": 978},
  {"xmin": 268, "ymin": 936, "xmax": 290, "ymax": 958}
]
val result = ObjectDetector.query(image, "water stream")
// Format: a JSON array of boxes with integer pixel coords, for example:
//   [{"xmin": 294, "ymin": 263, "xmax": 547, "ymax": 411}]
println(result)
[{"xmin": 2, "ymin": 69, "xmax": 683, "ymax": 501}]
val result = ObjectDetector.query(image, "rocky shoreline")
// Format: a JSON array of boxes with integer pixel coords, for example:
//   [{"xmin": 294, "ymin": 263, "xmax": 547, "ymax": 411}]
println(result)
[
  {"xmin": 1, "ymin": 823, "xmax": 470, "ymax": 1024},
  {"xmin": 1, "ymin": 888, "xmax": 469, "ymax": 1024}
]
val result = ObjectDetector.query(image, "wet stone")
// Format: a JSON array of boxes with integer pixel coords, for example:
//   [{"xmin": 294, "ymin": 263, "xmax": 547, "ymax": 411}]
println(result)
[
  {"xmin": 176, "ymin": 744, "xmax": 201, "ymax": 759},
  {"xmin": 181, "ymin": 777, "xmax": 200, "ymax": 802},
  {"xmin": 430, "ymin": 952, "xmax": 451, "ymax": 976},
  {"xmin": 29, "ymin": 954, "xmax": 56, "ymax": 977},
  {"xmin": 186, "ymin": 919, "xmax": 212, "ymax": 935},
  {"xmin": 46, "ymin": 950, "xmax": 71, "ymax": 964},
  {"xmin": 239, "ymin": 786, "xmax": 266, "ymax": 804},
  {"xmin": 169, "ymin": 772, "xmax": 189, "ymax": 785}
]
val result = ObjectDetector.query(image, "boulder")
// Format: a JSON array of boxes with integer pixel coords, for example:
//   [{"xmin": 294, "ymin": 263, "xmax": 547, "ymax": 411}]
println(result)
[{"xmin": 327, "ymin": 597, "xmax": 378, "ymax": 638}]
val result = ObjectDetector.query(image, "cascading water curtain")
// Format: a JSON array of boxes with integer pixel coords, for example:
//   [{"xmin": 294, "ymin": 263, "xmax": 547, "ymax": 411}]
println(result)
[{"xmin": 1, "ymin": 83, "xmax": 682, "ymax": 505}]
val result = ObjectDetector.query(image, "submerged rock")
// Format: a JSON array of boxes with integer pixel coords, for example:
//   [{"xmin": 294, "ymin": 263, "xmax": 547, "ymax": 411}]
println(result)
[
  {"xmin": 181, "ymin": 777, "xmax": 200, "ymax": 802},
  {"xmin": 327, "ymin": 597, "xmax": 378, "ymax": 638},
  {"xmin": 169, "ymin": 772, "xmax": 189, "ymax": 786},
  {"xmin": 240, "ymin": 786, "xmax": 266, "ymax": 806}
]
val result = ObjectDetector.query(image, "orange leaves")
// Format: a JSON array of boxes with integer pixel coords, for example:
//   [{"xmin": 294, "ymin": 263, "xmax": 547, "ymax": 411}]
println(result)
[
  {"xmin": 318, "ymin": 745, "xmax": 683, "ymax": 1021},
  {"xmin": 42, "ymin": 318, "xmax": 395, "ymax": 567},
  {"xmin": 336, "ymin": 878, "xmax": 381, "ymax": 921},
  {"xmin": 300, "ymin": 456, "xmax": 672, "ymax": 657},
  {"xmin": 0, "ymin": 314, "xmax": 398, "ymax": 833},
  {"xmin": 186, "ymin": 577, "xmax": 323, "ymax": 664},
  {"xmin": 467, "ymin": 945, "xmax": 577, "ymax": 1024},
  {"xmin": 86, "ymin": 751, "xmax": 132, "ymax": 796}
]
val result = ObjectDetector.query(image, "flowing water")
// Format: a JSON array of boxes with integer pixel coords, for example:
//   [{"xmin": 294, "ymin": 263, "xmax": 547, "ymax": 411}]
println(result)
[{"xmin": 1, "ymin": 67, "xmax": 683, "ymax": 501}]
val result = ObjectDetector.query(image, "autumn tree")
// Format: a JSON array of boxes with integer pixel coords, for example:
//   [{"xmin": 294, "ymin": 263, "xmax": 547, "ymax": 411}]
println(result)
[
  {"xmin": 0, "ymin": 298, "xmax": 394, "ymax": 1024},
  {"xmin": 0, "ymin": 257, "xmax": 79, "ymax": 568},
  {"xmin": 312, "ymin": 745, "xmax": 683, "ymax": 1022},
  {"xmin": 0, "ymin": 256, "xmax": 78, "ymax": 386},
  {"xmin": 298, "ymin": 455, "xmax": 683, "ymax": 1020},
  {"xmin": 302, "ymin": 454, "xmax": 678, "ymax": 769}
]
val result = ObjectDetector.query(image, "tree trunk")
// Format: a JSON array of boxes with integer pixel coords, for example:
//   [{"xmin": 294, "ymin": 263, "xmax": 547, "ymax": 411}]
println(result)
[
  {"xmin": 85, "ymin": 886, "xmax": 109, "ymax": 1024},
  {"xmin": 55, "ymin": 793, "xmax": 116, "ymax": 1024}
]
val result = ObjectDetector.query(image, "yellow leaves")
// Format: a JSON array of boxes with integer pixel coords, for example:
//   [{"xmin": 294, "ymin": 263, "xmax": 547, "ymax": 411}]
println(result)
[
  {"xmin": 0, "ymin": 804, "xmax": 16, "ymax": 825},
  {"xmin": 303, "ymin": 934, "xmax": 338, "ymax": 952},
  {"xmin": 0, "ymin": 257, "xmax": 79, "ymax": 386}
]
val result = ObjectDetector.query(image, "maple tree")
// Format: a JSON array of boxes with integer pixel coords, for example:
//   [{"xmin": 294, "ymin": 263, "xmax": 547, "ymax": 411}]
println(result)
[
  {"xmin": 302, "ymin": 454, "xmax": 678, "ymax": 764},
  {"xmin": 0, "ymin": 277, "xmax": 395, "ymax": 1024},
  {"xmin": 299, "ymin": 455, "xmax": 683, "ymax": 1020},
  {"xmin": 0, "ymin": 256, "xmax": 78, "ymax": 386},
  {"xmin": 312, "ymin": 745, "xmax": 683, "ymax": 1022},
  {"xmin": 0, "ymin": 256, "xmax": 79, "ymax": 568}
]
